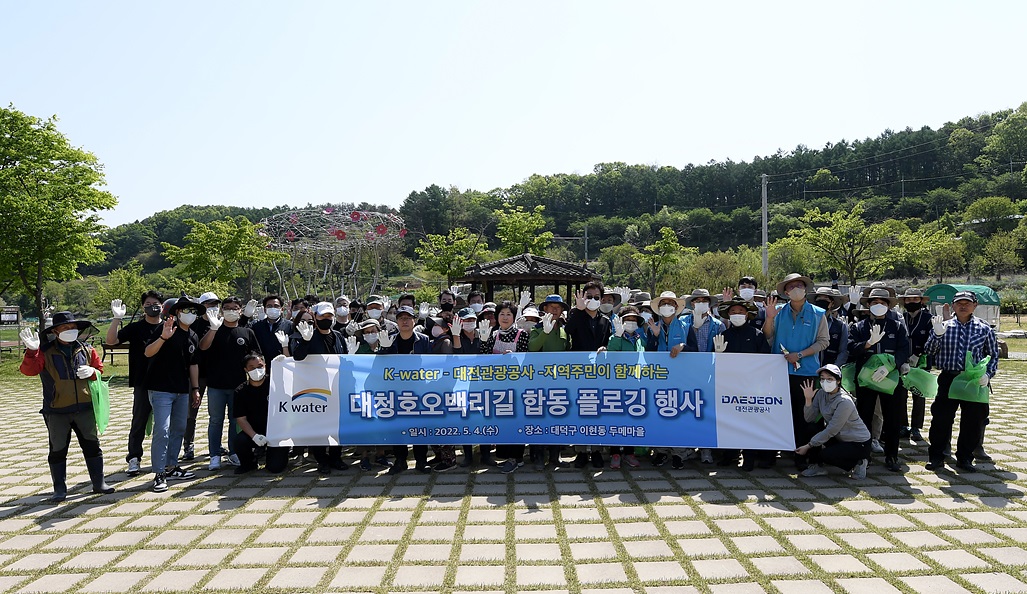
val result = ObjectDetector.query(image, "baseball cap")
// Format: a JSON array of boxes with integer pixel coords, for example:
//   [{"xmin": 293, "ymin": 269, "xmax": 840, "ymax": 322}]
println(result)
[{"xmin": 952, "ymin": 291, "xmax": 978, "ymax": 303}]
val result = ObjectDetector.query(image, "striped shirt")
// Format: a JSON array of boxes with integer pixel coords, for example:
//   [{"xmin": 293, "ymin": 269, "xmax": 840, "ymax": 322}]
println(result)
[{"xmin": 923, "ymin": 315, "xmax": 998, "ymax": 377}]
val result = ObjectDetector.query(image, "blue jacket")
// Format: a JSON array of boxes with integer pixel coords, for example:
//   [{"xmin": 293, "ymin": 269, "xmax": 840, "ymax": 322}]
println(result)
[
  {"xmin": 680, "ymin": 313, "xmax": 725, "ymax": 352},
  {"xmin": 646, "ymin": 315, "xmax": 699, "ymax": 353}
]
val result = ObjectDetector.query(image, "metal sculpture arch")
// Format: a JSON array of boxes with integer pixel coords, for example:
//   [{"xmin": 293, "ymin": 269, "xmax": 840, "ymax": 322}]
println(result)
[{"xmin": 260, "ymin": 207, "xmax": 407, "ymax": 301}]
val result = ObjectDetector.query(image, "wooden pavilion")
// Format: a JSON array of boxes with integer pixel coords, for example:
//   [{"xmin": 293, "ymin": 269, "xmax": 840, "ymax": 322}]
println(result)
[{"xmin": 454, "ymin": 253, "xmax": 601, "ymax": 303}]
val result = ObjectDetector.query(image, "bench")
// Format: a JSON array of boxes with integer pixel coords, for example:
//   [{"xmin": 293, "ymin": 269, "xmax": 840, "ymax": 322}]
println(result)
[{"xmin": 100, "ymin": 343, "xmax": 130, "ymax": 366}]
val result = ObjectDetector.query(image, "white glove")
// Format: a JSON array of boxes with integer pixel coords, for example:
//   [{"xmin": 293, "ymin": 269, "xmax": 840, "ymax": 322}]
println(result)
[
  {"xmin": 713, "ymin": 335, "xmax": 727, "ymax": 353},
  {"xmin": 932, "ymin": 316, "xmax": 946, "ymax": 336},
  {"xmin": 297, "ymin": 321, "xmax": 314, "ymax": 341},
  {"xmin": 872, "ymin": 366, "xmax": 888, "ymax": 383},
  {"xmin": 275, "ymin": 331, "xmax": 289, "ymax": 348},
  {"xmin": 76, "ymin": 365, "xmax": 100, "ymax": 379},
  {"xmin": 908, "ymin": 354, "xmax": 920, "ymax": 366},
  {"xmin": 979, "ymin": 374, "xmax": 990, "ymax": 387},
  {"xmin": 346, "ymin": 320, "xmax": 360, "ymax": 336},
  {"xmin": 378, "ymin": 331, "xmax": 394, "ymax": 348},
  {"xmin": 252, "ymin": 434, "xmax": 269, "ymax": 447},
  {"xmin": 418, "ymin": 302, "xmax": 429, "ymax": 319},
  {"xmin": 344, "ymin": 336, "xmax": 358, "ymax": 354},
  {"xmin": 517, "ymin": 290, "xmax": 531, "ymax": 311},
  {"xmin": 477, "ymin": 320, "xmax": 492, "ymax": 343},
  {"xmin": 848, "ymin": 285, "xmax": 862, "ymax": 305},
  {"xmin": 381, "ymin": 296, "xmax": 391, "ymax": 311},
  {"xmin": 613, "ymin": 316, "xmax": 625, "ymax": 337},
  {"xmin": 866, "ymin": 325, "xmax": 884, "ymax": 347},
  {"xmin": 900, "ymin": 363, "xmax": 910, "ymax": 375},
  {"xmin": 254, "ymin": 306, "xmax": 266, "ymax": 321},
  {"xmin": 111, "ymin": 299, "xmax": 126, "ymax": 319},
  {"xmin": 242, "ymin": 299, "xmax": 256, "ymax": 317},
  {"xmin": 19, "ymin": 328, "xmax": 40, "ymax": 351},
  {"xmin": 207, "ymin": 310, "xmax": 223, "ymax": 331},
  {"xmin": 542, "ymin": 313, "xmax": 555, "ymax": 334},
  {"xmin": 615, "ymin": 286, "xmax": 632, "ymax": 307}
]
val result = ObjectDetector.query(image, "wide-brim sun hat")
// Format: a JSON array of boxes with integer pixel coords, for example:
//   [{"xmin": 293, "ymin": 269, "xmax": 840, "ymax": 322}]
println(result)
[
  {"xmin": 859, "ymin": 288, "xmax": 898, "ymax": 308},
  {"xmin": 654, "ymin": 291, "xmax": 687, "ymax": 315},
  {"xmin": 812, "ymin": 287, "xmax": 848, "ymax": 309},
  {"xmin": 717, "ymin": 297, "xmax": 758, "ymax": 319},
  {"xmin": 684, "ymin": 289, "xmax": 720, "ymax": 309},
  {"xmin": 776, "ymin": 273, "xmax": 813, "ymax": 296}
]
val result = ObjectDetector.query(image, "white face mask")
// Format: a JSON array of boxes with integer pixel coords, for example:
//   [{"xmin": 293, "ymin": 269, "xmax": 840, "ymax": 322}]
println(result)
[
  {"xmin": 265, "ymin": 307, "xmax": 282, "ymax": 320},
  {"xmin": 585, "ymin": 298, "xmax": 601, "ymax": 311},
  {"xmin": 693, "ymin": 302, "xmax": 710, "ymax": 315},
  {"xmin": 788, "ymin": 287, "xmax": 806, "ymax": 302},
  {"xmin": 821, "ymin": 379, "xmax": 838, "ymax": 393},
  {"xmin": 869, "ymin": 303, "xmax": 889, "ymax": 317},
  {"xmin": 462, "ymin": 321, "xmax": 477, "ymax": 332},
  {"xmin": 178, "ymin": 312, "xmax": 197, "ymax": 326},
  {"xmin": 659, "ymin": 305, "xmax": 677, "ymax": 318},
  {"xmin": 431, "ymin": 325, "xmax": 445, "ymax": 338},
  {"xmin": 516, "ymin": 319, "xmax": 534, "ymax": 330},
  {"xmin": 640, "ymin": 311, "xmax": 653, "ymax": 323},
  {"xmin": 469, "ymin": 303, "xmax": 483, "ymax": 313},
  {"xmin": 364, "ymin": 333, "xmax": 379, "ymax": 345},
  {"xmin": 58, "ymin": 329, "xmax": 79, "ymax": 343},
  {"xmin": 599, "ymin": 303, "xmax": 614, "ymax": 314},
  {"xmin": 729, "ymin": 314, "xmax": 747, "ymax": 327},
  {"xmin": 222, "ymin": 310, "xmax": 241, "ymax": 322},
  {"xmin": 622, "ymin": 321, "xmax": 638, "ymax": 334},
  {"xmin": 739, "ymin": 288, "xmax": 756, "ymax": 301},
  {"xmin": 336, "ymin": 306, "xmax": 349, "ymax": 317},
  {"xmin": 247, "ymin": 367, "xmax": 266, "ymax": 382},
  {"xmin": 367, "ymin": 309, "xmax": 383, "ymax": 319}
]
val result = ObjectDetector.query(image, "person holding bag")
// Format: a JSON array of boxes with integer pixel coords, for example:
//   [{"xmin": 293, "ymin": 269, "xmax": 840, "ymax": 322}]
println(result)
[{"xmin": 19, "ymin": 312, "xmax": 115, "ymax": 502}]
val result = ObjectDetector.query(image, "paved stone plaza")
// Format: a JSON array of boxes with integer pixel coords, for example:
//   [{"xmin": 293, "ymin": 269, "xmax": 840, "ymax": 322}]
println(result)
[{"xmin": 0, "ymin": 375, "xmax": 1025, "ymax": 594}]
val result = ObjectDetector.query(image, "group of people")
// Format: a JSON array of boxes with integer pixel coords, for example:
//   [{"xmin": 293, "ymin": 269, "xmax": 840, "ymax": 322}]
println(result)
[{"xmin": 19, "ymin": 272, "xmax": 999, "ymax": 499}]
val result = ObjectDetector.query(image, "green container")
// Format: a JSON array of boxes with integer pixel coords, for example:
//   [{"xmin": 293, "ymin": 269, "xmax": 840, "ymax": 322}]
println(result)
[
  {"xmin": 857, "ymin": 353, "xmax": 899, "ymax": 395},
  {"xmin": 901, "ymin": 367, "xmax": 938, "ymax": 399},
  {"xmin": 840, "ymin": 363, "xmax": 857, "ymax": 394}
]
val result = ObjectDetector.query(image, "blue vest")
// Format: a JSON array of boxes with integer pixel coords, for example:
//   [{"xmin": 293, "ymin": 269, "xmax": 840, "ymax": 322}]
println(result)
[
  {"xmin": 654, "ymin": 316, "xmax": 693, "ymax": 352},
  {"xmin": 772, "ymin": 302, "xmax": 826, "ymax": 376}
]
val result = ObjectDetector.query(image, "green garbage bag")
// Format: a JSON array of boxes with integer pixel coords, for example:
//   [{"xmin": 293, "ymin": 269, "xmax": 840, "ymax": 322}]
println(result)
[
  {"xmin": 840, "ymin": 363, "xmax": 857, "ymax": 394},
  {"xmin": 89, "ymin": 372, "xmax": 112, "ymax": 436},
  {"xmin": 145, "ymin": 411, "xmax": 154, "ymax": 437},
  {"xmin": 857, "ymin": 353, "xmax": 899, "ymax": 394},
  {"xmin": 901, "ymin": 367, "xmax": 938, "ymax": 399},
  {"xmin": 949, "ymin": 351, "xmax": 990, "ymax": 403}
]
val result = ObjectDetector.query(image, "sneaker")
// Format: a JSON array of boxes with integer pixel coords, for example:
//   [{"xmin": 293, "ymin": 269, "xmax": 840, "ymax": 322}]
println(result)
[
  {"xmin": 500, "ymin": 460, "xmax": 521, "ymax": 474},
  {"xmin": 374, "ymin": 456, "xmax": 393, "ymax": 468},
  {"xmin": 234, "ymin": 464, "xmax": 256, "ymax": 475},
  {"xmin": 671, "ymin": 455, "xmax": 684, "ymax": 470},
  {"xmin": 182, "ymin": 444, "xmax": 195, "ymax": 461},
  {"xmin": 972, "ymin": 447, "xmax": 993, "ymax": 463},
  {"xmin": 167, "ymin": 466, "xmax": 196, "ymax": 480},
  {"xmin": 850, "ymin": 458, "xmax": 868, "ymax": 479},
  {"xmin": 434, "ymin": 460, "xmax": 457, "ymax": 473},
  {"xmin": 625, "ymin": 455, "xmax": 641, "ymax": 468},
  {"xmin": 898, "ymin": 426, "xmax": 910, "ymax": 439},
  {"xmin": 610, "ymin": 454, "xmax": 621, "ymax": 469},
  {"xmin": 652, "ymin": 453, "xmax": 669, "ymax": 467},
  {"xmin": 152, "ymin": 472, "xmax": 168, "ymax": 493},
  {"xmin": 387, "ymin": 463, "xmax": 406, "ymax": 475},
  {"xmin": 590, "ymin": 452, "xmax": 604, "ymax": 469},
  {"xmin": 226, "ymin": 454, "xmax": 241, "ymax": 467},
  {"xmin": 209, "ymin": 455, "xmax": 221, "ymax": 471},
  {"xmin": 700, "ymin": 449, "xmax": 714, "ymax": 464},
  {"xmin": 416, "ymin": 463, "xmax": 432, "ymax": 474},
  {"xmin": 910, "ymin": 428, "xmax": 924, "ymax": 442},
  {"xmin": 330, "ymin": 458, "xmax": 349, "ymax": 471},
  {"xmin": 126, "ymin": 457, "xmax": 141, "ymax": 476},
  {"xmin": 359, "ymin": 458, "xmax": 372, "ymax": 471},
  {"xmin": 956, "ymin": 459, "xmax": 978, "ymax": 473},
  {"xmin": 219, "ymin": 446, "xmax": 230, "ymax": 457},
  {"xmin": 925, "ymin": 458, "xmax": 945, "ymax": 471},
  {"xmin": 871, "ymin": 439, "xmax": 884, "ymax": 454},
  {"xmin": 885, "ymin": 457, "xmax": 901, "ymax": 472},
  {"xmin": 801, "ymin": 464, "xmax": 828, "ymax": 477},
  {"xmin": 681, "ymin": 448, "xmax": 698, "ymax": 461}
]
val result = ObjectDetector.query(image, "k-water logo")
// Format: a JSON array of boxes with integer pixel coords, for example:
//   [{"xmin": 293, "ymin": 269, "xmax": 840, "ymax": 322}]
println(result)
[{"xmin": 279, "ymin": 388, "xmax": 331, "ymax": 413}]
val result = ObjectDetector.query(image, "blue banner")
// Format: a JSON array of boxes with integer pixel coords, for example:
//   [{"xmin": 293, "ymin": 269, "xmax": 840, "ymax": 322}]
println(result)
[{"xmin": 268, "ymin": 352, "xmax": 795, "ymax": 449}]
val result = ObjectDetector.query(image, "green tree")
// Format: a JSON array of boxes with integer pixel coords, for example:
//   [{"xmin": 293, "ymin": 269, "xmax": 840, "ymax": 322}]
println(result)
[
  {"xmin": 631, "ymin": 227, "xmax": 696, "ymax": 294},
  {"xmin": 161, "ymin": 216, "xmax": 281, "ymax": 298},
  {"xmin": 414, "ymin": 227, "xmax": 487, "ymax": 285},
  {"xmin": 980, "ymin": 102, "xmax": 1027, "ymax": 169},
  {"xmin": 494, "ymin": 205, "xmax": 554, "ymax": 257},
  {"xmin": 680, "ymin": 251, "xmax": 740, "ymax": 295},
  {"xmin": 983, "ymin": 232, "xmax": 1022, "ymax": 280},
  {"xmin": 923, "ymin": 233, "xmax": 965, "ymax": 282},
  {"xmin": 806, "ymin": 168, "xmax": 839, "ymax": 191},
  {"xmin": 0, "ymin": 106, "xmax": 117, "ymax": 322},
  {"xmin": 93, "ymin": 262, "xmax": 148, "ymax": 315},
  {"xmin": 962, "ymin": 196, "xmax": 1018, "ymax": 236}
]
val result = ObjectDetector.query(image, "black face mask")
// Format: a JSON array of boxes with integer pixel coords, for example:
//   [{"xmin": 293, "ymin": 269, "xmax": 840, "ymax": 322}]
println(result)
[
  {"xmin": 815, "ymin": 301, "xmax": 832, "ymax": 310},
  {"xmin": 316, "ymin": 318, "xmax": 334, "ymax": 330},
  {"xmin": 904, "ymin": 302, "xmax": 922, "ymax": 312},
  {"xmin": 144, "ymin": 305, "xmax": 162, "ymax": 318}
]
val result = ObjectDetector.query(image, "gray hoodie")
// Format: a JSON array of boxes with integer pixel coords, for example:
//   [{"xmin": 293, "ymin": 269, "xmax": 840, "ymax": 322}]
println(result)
[{"xmin": 804, "ymin": 388, "xmax": 870, "ymax": 447}]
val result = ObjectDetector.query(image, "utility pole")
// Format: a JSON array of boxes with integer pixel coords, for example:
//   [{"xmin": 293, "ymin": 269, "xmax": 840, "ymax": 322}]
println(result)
[
  {"xmin": 901, "ymin": 177, "xmax": 905, "ymax": 198},
  {"xmin": 584, "ymin": 224, "xmax": 589, "ymax": 266},
  {"xmin": 761, "ymin": 174, "xmax": 769, "ymax": 276}
]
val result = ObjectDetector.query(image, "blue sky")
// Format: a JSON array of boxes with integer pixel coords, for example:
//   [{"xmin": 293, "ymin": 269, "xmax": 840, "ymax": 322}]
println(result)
[{"xmin": 3, "ymin": 2, "xmax": 1025, "ymax": 227}]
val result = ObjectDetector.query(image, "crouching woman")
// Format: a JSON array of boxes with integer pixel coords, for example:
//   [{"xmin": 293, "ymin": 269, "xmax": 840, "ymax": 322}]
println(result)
[{"xmin": 794, "ymin": 364, "xmax": 872, "ymax": 479}]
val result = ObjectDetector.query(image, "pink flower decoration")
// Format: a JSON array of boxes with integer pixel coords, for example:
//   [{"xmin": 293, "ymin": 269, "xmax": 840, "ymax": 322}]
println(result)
[
  {"xmin": 376, "ymin": 224, "xmax": 388, "ymax": 235},
  {"xmin": 324, "ymin": 207, "xmax": 334, "ymax": 214},
  {"xmin": 289, "ymin": 214, "xmax": 298, "ymax": 224},
  {"xmin": 328, "ymin": 226, "xmax": 337, "ymax": 235},
  {"xmin": 350, "ymin": 211, "xmax": 361, "ymax": 222},
  {"xmin": 365, "ymin": 231, "xmax": 375, "ymax": 241},
  {"xmin": 285, "ymin": 230, "xmax": 296, "ymax": 242},
  {"xmin": 335, "ymin": 230, "xmax": 346, "ymax": 240},
  {"xmin": 399, "ymin": 228, "xmax": 408, "ymax": 238}
]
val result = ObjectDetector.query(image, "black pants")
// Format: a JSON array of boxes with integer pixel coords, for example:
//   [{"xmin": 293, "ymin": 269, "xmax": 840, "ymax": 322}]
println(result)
[
  {"xmin": 903, "ymin": 391, "xmax": 926, "ymax": 430},
  {"xmin": 126, "ymin": 385, "xmax": 153, "ymax": 463},
  {"xmin": 234, "ymin": 432, "xmax": 289, "ymax": 473},
  {"xmin": 311, "ymin": 445, "xmax": 344, "ymax": 466},
  {"xmin": 44, "ymin": 410, "xmax": 102, "ymax": 464},
  {"xmin": 496, "ymin": 444, "xmax": 525, "ymax": 462},
  {"xmin": 789, "ymin": 375, "xmax": 820, "ymax": 463},
  {"xmin": 811, "ymin": 437, "xmax": 872, "ymax": 472},
  {"xmin": 856, "ymin": 384, "xmax": 907, "ymax": 459},
  {"xmin": 393, "ymin": 445, "xmax": 428, "ymax": 465},
  {"xmin": 463, "ymin": 444, "xmax": 493, "ymax": 462},
  {"xmin": 928, "ymin": 372, "xmax": 989, "ymax": 463}
]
